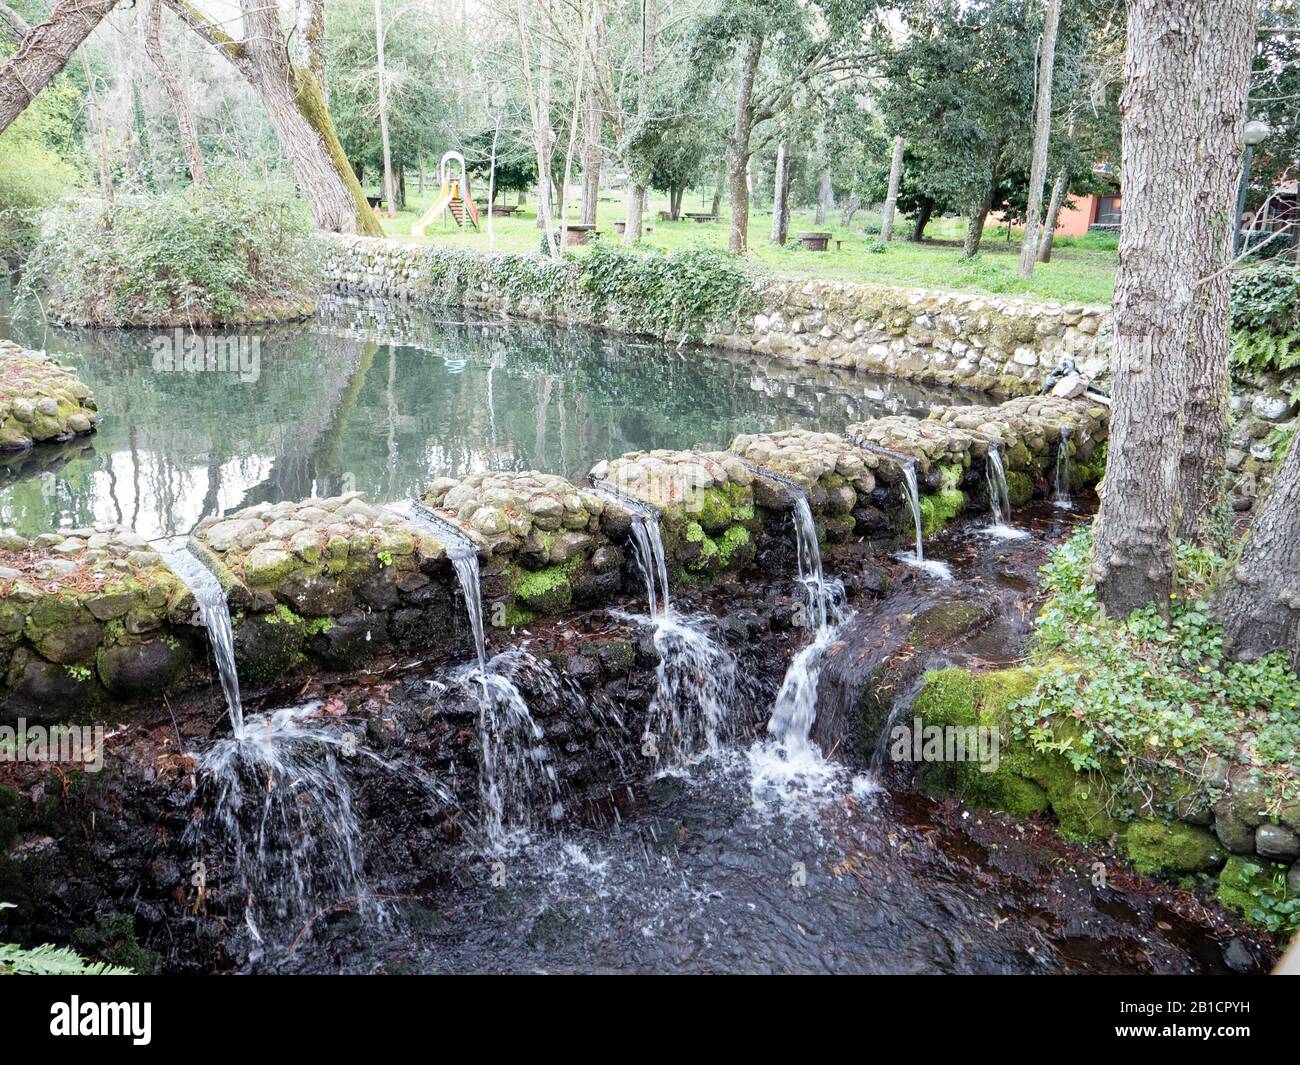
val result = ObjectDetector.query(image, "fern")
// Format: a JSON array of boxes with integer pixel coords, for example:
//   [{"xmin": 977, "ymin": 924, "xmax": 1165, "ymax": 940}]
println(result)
[
  {"xmin": 1230, "ymin": 329, "xmax": 1300, "ymax": 375},
  {"xmin": 0, "ymin": 905, "xmax": 134, "ymax": 976}
]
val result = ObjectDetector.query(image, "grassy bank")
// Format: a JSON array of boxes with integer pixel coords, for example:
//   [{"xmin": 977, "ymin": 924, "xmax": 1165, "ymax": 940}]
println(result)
[{"xmin": 374, "ymin": 187, "xmax": 1118, "ymax": 306}]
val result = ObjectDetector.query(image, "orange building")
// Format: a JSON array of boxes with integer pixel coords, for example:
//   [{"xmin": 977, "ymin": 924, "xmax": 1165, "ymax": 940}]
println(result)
[{"xmin": 1053, "ymin": 166, "xmax": 1122, "ymax": 237}]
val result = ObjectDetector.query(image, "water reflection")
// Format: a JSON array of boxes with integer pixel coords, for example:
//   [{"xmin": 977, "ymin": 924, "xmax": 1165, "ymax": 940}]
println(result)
[{"xmin": 0, "ymin": 295, "xmax": 989, "ymax": 538}]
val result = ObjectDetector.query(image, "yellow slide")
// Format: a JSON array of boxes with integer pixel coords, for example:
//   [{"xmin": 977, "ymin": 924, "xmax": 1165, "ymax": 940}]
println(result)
[{"xmin": 412, "ymin": 181, "xmax": 455, "ymax": 238}]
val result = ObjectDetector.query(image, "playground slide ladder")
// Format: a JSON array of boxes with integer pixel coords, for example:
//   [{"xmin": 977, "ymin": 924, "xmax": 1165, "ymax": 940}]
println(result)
[{"xmin": 412, "ymin": 151, "xmax": 479, "ymax": 237}]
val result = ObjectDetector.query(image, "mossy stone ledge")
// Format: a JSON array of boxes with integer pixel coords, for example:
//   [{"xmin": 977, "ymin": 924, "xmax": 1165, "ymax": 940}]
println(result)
[{"xmin": 0, "ymin": 340, "xmax": 99, "ymax": 451}]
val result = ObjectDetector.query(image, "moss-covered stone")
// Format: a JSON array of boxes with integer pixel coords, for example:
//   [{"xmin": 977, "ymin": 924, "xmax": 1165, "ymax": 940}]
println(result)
[
  {"xmin": 1215, "ymin": 856, "xmax": 1293, "ymax": 923},
  {"xmin": 917, "ymin": 488, "xmax": 965, "ymax": 535},
  {"xmin": 910, "ymin": 601, "xmax": 990, "ymax": 644},
  {"xmin": 1072, "ymin": 439, "xmax": 1109, "ymax": 489},
  {"xmin": 512, "ymin": 565, "xmax": 573, "ymax": 614},
  {"xmin": 912, "ymin": 667, "xmax": 1123, "ymax": 839},
  {"xmin": 1006, "ymin": 470, "xmax": 1034, "ymax": 506},
  {"xmin": 1123, "ymin": 821, "xmax": 1224, "ymax": 876}
]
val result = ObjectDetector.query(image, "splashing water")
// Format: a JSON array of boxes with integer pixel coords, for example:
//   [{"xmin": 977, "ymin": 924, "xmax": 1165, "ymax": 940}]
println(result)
[
  {"xmin": 1053, "ymin": 427, "xmax": 1074, "ymax": 510},
  {"xmin": 590, "ymin": 479, "xmax": 739, "ymax": 765},
  {"xmin": 982, "ymin": 446, "xmax": 1029, "ymax": 540},
  {"xmin": 894, "ymin": 462, "xmax": 954, "ymax": 579},
  {"xmin": 397, "ymin": 501, "xmax": 554, "ymax": 851},
  {"xmin": 189, "ymin": 703, "xmax": 451, "ymax": 959},
  {"xmin": 755, "ymin": 476, "xmax": 854, "ymax": 799},
  {"xmin": 156, "ymin": 538, "xmax": 243, "ymax": 732}
]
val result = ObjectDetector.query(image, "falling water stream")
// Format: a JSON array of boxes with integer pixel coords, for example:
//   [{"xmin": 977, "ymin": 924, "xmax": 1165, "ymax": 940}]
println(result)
[
  {"xmin": 983, "ymin": 446, "xmax": 1029, "ymax": 540},
  {"xmin": 397, "ymin": 500, "xmax": 555, "ymax": 849},
  {"xmin": 1054, "ymin": 427, "xmax": 1074, "ymax": 509},
  {"xmin": 589, "ymin": 479, "xmax": 739, "ymax": 763},
  {"xmin": 155, "ymin": 538, "xmax": 243, "ymax": 732}
]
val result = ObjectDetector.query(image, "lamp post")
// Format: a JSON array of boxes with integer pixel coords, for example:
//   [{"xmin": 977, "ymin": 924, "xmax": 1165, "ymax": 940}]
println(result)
[{"xmin": 1234, "ymin": 120, "xmax": 1271, "ymax": 255}]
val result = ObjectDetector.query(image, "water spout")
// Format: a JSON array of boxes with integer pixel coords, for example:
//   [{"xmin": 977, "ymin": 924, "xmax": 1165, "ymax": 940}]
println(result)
[
  {"xmin": 1053, "ymin": 427, "xmax": 1073, "ymax": 510},
  {"xmin": 983, "ymin": 446, "xmax": 1029, "ymax": 540},
  {"xmin": 156, "ymin": 537, "xmax": 243, "ymax": 732}
]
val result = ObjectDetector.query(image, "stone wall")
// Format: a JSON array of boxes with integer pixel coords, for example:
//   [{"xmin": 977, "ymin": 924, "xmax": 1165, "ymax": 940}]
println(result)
[
  {"xmin": 319, "ymin": 235, "xmax": 1112, "ymax": 394},
  {"xmin": 0, "ymin": 394, "xmax": 1110, "ymax": 720}
]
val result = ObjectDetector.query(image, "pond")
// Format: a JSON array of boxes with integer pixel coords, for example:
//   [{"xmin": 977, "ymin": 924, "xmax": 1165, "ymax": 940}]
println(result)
[{"xmin": 0, "ymin": 294, "xmax": 989, "ymax": 538}]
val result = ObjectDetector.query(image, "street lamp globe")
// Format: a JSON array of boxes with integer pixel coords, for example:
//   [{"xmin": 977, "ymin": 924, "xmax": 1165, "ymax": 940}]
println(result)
[{"xmin": 1244, "ymin": 120, "xmax": 1270, "ymax": 146}]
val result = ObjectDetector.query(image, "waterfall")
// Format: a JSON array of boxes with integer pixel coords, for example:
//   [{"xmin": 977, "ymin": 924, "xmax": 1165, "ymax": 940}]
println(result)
[
  {"xmin": 983, "ymin": 446, "xmax": 1029, "ymax": 540},
  {"xmin": 1054, "ymin": 428, "xmax": 1073, "ymax": 509},
  {"xmin": 397, "ymin": 501, "xmax": 554, "ymax": 850},
  {"xmin": 900, "ymin": 462, "xmax": 924, "ymax": 564},
  {"xmin": 156, "ymin": 538, "xmax": 243, "ymax": 733},
  {"xmin": 589, "ymin": 478, "xmax": 738, "ymax": 763}
]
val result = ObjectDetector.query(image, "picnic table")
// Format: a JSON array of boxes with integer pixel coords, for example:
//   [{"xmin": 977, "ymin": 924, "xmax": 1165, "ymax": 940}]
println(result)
[
  {"xmin": 684, "ymin": 212, "xmax": 719, "ymax": 223},
  {"xmin": 489, "ymin": 204, "xmax": 520, "ymax": 216},
  {"xmin": 562, "ymin": 223, "xmax": 598, "ymax": 247},
  {"xmin": 797, "ymin": 231, "xmax": 832, "ymax": 251}
]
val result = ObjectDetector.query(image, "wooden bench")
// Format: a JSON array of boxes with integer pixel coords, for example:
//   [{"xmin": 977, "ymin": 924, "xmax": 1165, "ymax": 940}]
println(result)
[
  {"xmin": 684, "ymin": 212, "xmax": 720, "ymax": 224},
  {"xmin": 797, "ymin": 231, "xmax": 832, "ymax": 251}
]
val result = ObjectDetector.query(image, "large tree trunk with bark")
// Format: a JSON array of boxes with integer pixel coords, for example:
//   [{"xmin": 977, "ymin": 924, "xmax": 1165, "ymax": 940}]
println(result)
[
  {"xmin": 727, "ymin": 33, "xmax": 762, "ymax": 255},
  {"xmin": 770, "ymin": 139, "xmax": 790, "ymax": 244},
  {"xmin": 841, "ymin": 192, "xmax": 861, "ymax": 227},
  {"xmin": 580, "ymin": 1, "xmax": 605, "ymax": 226},
  {"xmin": 1176, "ymin": 2, "xmax": 1255, "ymax": 542},
  {"xmin": 164, "ymin": 0, "xmax": 380, "ymax": 236},
  {"xmin": 373, "ymin": 0, "xmax": 396, "ymax": 218},
  {"xmin": 0, "ymin": 0, "xmax": 120, "ymax": 137},
  {"xmin": 623, "ymin": 0, "xmax": 656, "ymax": 245},
  {"xmin": 880, "ymin": 134, "xmax": 905, "ymax": 242},
  {"xmin": 295, "ymin": 0, "xmax": 327, "ymax": 99},
  {"xmin": 1214, "ymin": 433, "xmax": 1300, "ymax": 671},
  {"xmin": 1018, "ymin": 0, "xmax": 1061, "ymax": 277},
  {"xmin": 144, "ymin": 0, "xmax": 205, "ymax": 185},
  {"xmin": 815, "ymin": 168, "xmax": 833, "ymax": 225},
  {"xmin": 911, "ymin": 197, "xmax": 934, "ymax": 241},
  {"xmin": 1092, "ymin": 0, "xmax": 1232, "ymax": 615},
  {"xmin": 962, "ymin": 190, "xmax": 993, "ymax": 258},
  {"xmin": 1038, "ymin": 163, "xmax": 1069, "ymax": 262}
]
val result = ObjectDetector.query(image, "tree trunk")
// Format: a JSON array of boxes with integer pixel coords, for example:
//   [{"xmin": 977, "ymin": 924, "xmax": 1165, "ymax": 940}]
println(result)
[
  {"xmin": 1214, "ymin": 432, "xmax": 1300, "ymax": 671},
  {"xmin": 710, "ymin": 170, "xmax": 723, "ymax": 216},
  {"xmin": 623, "ymin": 0, "xmax": 656, "ymax": 245},
  {"xmin": 841, "ymin": 192, "xmax": 861, "ymax": 227},
  {"xmin": 815, "ymin": 168, "xmax": 833, "ymax": 225},
  {"xmin": 418, "ymin": 160, "xmax": 425, "ymax": 195},
  {"xmin": 1092, "ymin": 0, "xmax": 1218, "ymax": 616},
  {"xmin": 1037, "ymin": 163, "xmax": 1068, "ymax": 262},
  {"xmin": 770, "ymin": 139, "xmax": 790, "ymax": 244},
  {"xmin": 295, "ymin": 0, "xmax": 327, "ymax": 101},
  {"xmin": 727, "ymin": 33, "xmax": 762, "ymax": 255},
  {"xmin": 962, "ymin": 191, "xmax": 992, "ymax": 258},
  {"xmin": 1176, "ymin": 1, "xmax": 1255, "ymax": 543},
  {"xmin": 580, "ymin": 0, "xmax": 605, "ymax": 226},
  {"xmin": 80, "ymin": 52, "xmax": 113, "ymax": 202},
  {"xmin": 373, "ymin": 0, "xmax": 396, "ymax": 218},
  {"xmin": 144, "ymin": 0, "xmax": 205, "ymax": 185},
  {"xmin": 910, "ymin": 197, "xmax": 933, "ymax": 240},
  {"xmin": 164, "ymin": 0, "xmax": 381, "ymax": 236},
  {"xmin": 0, "ymin": 0, "xmax": 120, "ymax": 137},
  {"xmin": 1018, "ymin": 0, "xmax": 1061, "ymax": 277},
  {"xmin": 880, "ymin": 134, "xmax": 905, "ymax": 242}
]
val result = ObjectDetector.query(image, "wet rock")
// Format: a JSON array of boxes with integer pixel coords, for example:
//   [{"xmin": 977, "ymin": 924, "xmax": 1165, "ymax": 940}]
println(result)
[
  {"xmin": 97, "ymin": 638, "xmax": 190, "ymax": 698},
  {"xmin": 1221, "ymin": 938, "xmax": 1256, "ymax": 973},
  {"xmin": 312, "ymin": 611, "xmax": 390, "ymax": 668},
  {"xmin": 1255, "ymin": 823, "xmax": 1300, "ymax": 861}
]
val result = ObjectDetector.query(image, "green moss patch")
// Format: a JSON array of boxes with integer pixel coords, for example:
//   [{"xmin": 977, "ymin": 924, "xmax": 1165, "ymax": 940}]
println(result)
[{"xmin": 1123, "ymin": 821, "xmax": 1223, "ymax": 877}]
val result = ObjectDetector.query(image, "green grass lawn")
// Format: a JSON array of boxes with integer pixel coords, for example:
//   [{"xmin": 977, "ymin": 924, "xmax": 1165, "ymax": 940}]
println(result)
[{"xmin": 375, "ymin": 185, "xmax": 1118, "ymax": 306}]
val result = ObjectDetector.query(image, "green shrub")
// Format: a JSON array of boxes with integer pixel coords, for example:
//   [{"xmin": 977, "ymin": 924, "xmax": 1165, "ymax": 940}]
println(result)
[
  {"xmin": 0, "ymin": 83, "xmax": 79, "ymax": 262},
  {"xmin": 20, "ymin": 175, "xmax": 320, "ymax": 326},
  {"xmin": 1230, "ymin": 263, "xmax": 1300, "ymax": 375},
  {"xmin": 578, "ymin": 242, "xmax": 758, "ymax": 340}
]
